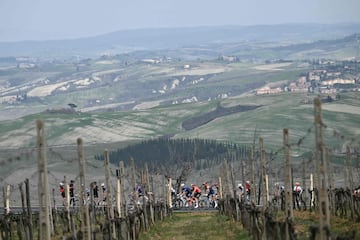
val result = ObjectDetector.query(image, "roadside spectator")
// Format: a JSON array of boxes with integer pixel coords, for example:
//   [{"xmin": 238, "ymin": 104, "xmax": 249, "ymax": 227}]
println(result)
[
  {"xmin": 59, "ymin": 182, "xmax": 66, "ymax": 205},
  {"xmin": 69, "ymin": 180, "xmax": 75, "ymax": 206}
]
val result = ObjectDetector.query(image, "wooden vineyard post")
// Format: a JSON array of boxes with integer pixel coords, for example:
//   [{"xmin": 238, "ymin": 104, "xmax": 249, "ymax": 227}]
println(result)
[
  {"xmin": 326, "ymin": 148, "xmax": 335, "ymax": 215},
  {"xmin": 2, "ymin": 186, "xmax": 5, "ymax": 213},
  {"xmin": 259, "ymin": 138, "xmax": 268, "ymax": 206},
  {"xmin": 145, "ymin": 163, "xmax": 154, "ymax": 224},
  {"xmin": 130, "ymin": 158, "xmax": 138, "ymax": 208},
  {"xmin": 314, "ymin": 98, "xmax": 330, "ymax": 239},
  {"xmin": 284, "ymin": 129, "xmax": 293, "ymax": 240},
  {"xmin": 51, "ymin": 188, "xmax": 56, "ymax": 235},
  {"xmin": 19, "ymin": 182, "xmax": 30, "ymax": 240},
  {"xmin": 259, "ymin": 137, "xmax": 267, "ymax": 240},
  {"xmin": 104, "ymin": 149, "xmax": 116, "ymax": 239},
  {"xmin": 117, "ymin": 161, "xmax": 125, "ymax": 218},
  {"xmin": 302, "ymin": 158, "xmax": 307, "ymax": 209},
  {"xmin": 230, "ymin": 163, "xmax": 239, "ymax": 221},
  {"xmin": 36, "ymin": 120, "xmax": 51, "ymax": 240},
  {"xmin": 310, "ymin": 174, "xmax": 314, "ymax": 210},
  {"xmin": 265, "ymin": 174, "xmax": 269, "ymax": 206},
  {"xmin": 5, "ymin": 184, "xmax": 10, "ymax": 215},
  {"xmin": 2, "ymin": 186, "xmax": 7, "ymax": 240},
  {"xmin": 221, "ymin": 159, "xmax": 230, "ymax": 197},
  {"xmin": 241, "ymin": 161, "xmax": 246, "ymax": 201},
  {"xmin": 218, "ymin": 177, "xmax": 223, "ymax": 199},
  {"xmin": 346, "ymin": 146, "xmax": 355, "ymax": 220},
  {"xmin": 19, "ymin": 182, "xmax": 26, "ymax": 215},
  {"xmin": 168, "ymin": 178, "xmax": 172, "ymax": 208},
  {"xmin": 141, "ymin": 165, "xmax": 149, "ymax": 230},
  {"xmin": 230, "ymin": 163, "xmax": 236, "ymax": 199},
  {"xmin": 77, "ymin": 138, "xmax": 91, "ymax": 240},
  {"xmin": 25, "ymin": 179, "xmax": 33, "ymax": 240},
  {"xmin": 249, "ymin": 147, "xmax": 256, "ymax": 204},
  {"xmin": 64, "ymin": 176, "xmax": 71, "ymax": 232}
]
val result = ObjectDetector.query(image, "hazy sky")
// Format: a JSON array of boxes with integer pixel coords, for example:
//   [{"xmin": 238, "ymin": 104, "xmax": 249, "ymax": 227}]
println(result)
[{"xmin": 1, "ymin": 0, "xmax": 359, "ymax": 41}]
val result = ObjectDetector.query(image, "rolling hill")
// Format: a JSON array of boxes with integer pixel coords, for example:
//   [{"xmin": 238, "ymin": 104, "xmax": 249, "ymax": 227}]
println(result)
[{"xmin": 0, "ymin": 25, "xmax": 359, "ymax": 205}]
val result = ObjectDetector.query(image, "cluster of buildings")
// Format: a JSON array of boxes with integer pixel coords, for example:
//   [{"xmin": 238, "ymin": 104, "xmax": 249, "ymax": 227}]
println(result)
[{"xmin": 256, "ymin": 64, "xmax": 359, "ymax": 97}]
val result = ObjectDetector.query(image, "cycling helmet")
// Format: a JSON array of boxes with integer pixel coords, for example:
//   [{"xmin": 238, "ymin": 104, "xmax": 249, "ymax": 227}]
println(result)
[{"xmin": 59, "ymin": 182, "xmax": 64, "ymax": 186}]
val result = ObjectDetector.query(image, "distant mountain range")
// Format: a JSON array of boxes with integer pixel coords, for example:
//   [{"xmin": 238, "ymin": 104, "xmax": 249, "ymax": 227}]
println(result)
[{"xmin": 0, "ymin": 23, "xmax": 359, "ymax": 58}]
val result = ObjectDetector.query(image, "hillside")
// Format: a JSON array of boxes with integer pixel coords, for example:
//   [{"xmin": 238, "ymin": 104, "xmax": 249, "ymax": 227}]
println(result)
[
  {"xmin": 0, "ymin": 23, "xmax": 359, "ymax": 58},
  {"xmin": 0, "ymin": 26, "xmax": 359, "ymax": 207}
]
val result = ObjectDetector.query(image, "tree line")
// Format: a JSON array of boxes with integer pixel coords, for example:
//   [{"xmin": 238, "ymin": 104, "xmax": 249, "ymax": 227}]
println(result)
[{"xmin": 94, "ymin": 138, "xmax": 250, "ymax": 173}]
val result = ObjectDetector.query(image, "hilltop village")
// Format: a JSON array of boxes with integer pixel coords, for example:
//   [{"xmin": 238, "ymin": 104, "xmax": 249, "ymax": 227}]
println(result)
[{"xmin": 255, "ymin": 60, "xmax": 360, "ymax": 100}]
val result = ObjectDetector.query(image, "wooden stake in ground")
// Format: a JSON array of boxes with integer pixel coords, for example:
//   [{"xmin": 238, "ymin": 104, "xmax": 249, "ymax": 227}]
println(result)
[
  {"xmin": 104, "ymin": 149, "xmax": 116, "ymax": 239},
  {"xmin": 130, "ymin": 158, "xmax": 138, "ymax": 206},
  {"xmin": 5, "ymin": 184, "xmax": 10, "ymax": 215},
  {"xmin": 218, "ymin": 177, "xmax": 223, "ymax": 199},
  {"xmin": 310, "ymin": 174, "xmax": 314, "ymax": 209},
  {"xmin": 36, "ymin": 120, "xmax": 51, "ymax": 240},
  {"xmin": 249, "ymin": 147, "xmax": 256, "ymax": 204},
  {"xmin": 221, "ymin": 159, "xmax": 230, "ymax": 197},
  {"xmin": 25, "ymin": 178, "xmax": 33, "ymax": 240},
  {"xmin": 241, "ymin": 161, "xmax": 246, "ymax": 201},
  {"xmin": 302, "ymin": 158, "xmax": 307, "ymax": 209},
  {"xmin": 259, "ymin": 137, "xmax": 267, "ymax": 240},
  {"xmin": 284, "ymin": 128, "xmax": 293, "ymax": 240},
  {"xmin": 77, "ymin": 138, "xmax": 91, "ymax": 240},
  {"xmin": 145, "ymin": 163, "xmax": 155, "ymax": 224},
  {"xmin": 259, "ymin": 138, "xmax": 267, "ymax": 206},
  {"xmin": 230, "ymin": 162, "xmax": 239, "ymax": 221},
  {"xmin": 168, "ymin": 178, "xmax": 172, "ymax": 208},
  {"xmin": 346, "ymin": 146, "xmax": 355, "ymax": 220},
  {"xmin": 313, "ymin": 98, "xmax": 330, "ymax": 239},
  {"xmin": 117, "ymin": 161, "xmax": 124, "ymax": 218},
  {"xmin": 64, "ymin": 176, "xmax": 71, "ymax": 232}
]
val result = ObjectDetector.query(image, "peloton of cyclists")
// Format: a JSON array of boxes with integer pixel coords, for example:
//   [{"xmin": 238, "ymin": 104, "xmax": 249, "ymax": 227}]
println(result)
[{"xmin": 178, "ymin": 182, "xmax": 219, "ymax": 209}]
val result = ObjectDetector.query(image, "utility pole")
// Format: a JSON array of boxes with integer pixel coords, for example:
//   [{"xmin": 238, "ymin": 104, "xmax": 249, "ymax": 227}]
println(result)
[{"xmin": 36, "ymin": 120, "xmax": 51, "ymax": 240}]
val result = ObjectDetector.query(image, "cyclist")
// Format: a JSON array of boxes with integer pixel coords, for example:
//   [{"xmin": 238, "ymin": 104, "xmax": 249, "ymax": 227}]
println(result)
[
  {"xmin": 245, "ymin": 180, "xmax": 251, "ymax": 202},
  {"xmin": 59, "ymin": 182, "xmax": 66, "ymax": 205},
  {"xmin": 293, "ymin": 182, "xmax": 303, "ymax": 209},
  {"xmin": 238, "ymin": 183, "xmax": 244, "ymax": 200},
  {"xmin": 181, "ymin": 183, "xmax": 192, "ymax": 207},
  {"xmin": 207, "ymin": 184, "xmax": 217, "ymax": 208},
  {"xmin": 91, "ymin": 181, "xmax": 99, "ymax": 205},
  {"xmin": 191, "ymin": 184, "xmax": 202, "ymax": 208}
]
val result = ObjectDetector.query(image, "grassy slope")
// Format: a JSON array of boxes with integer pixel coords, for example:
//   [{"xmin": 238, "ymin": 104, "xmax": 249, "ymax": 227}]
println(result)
[
  {"xmin": 0, "ymin": 92, "xmax": 359, "ymax": 180},
  {"xmin": 139, "ymin": 212, "xmax": 250, "ymax": 240}
]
